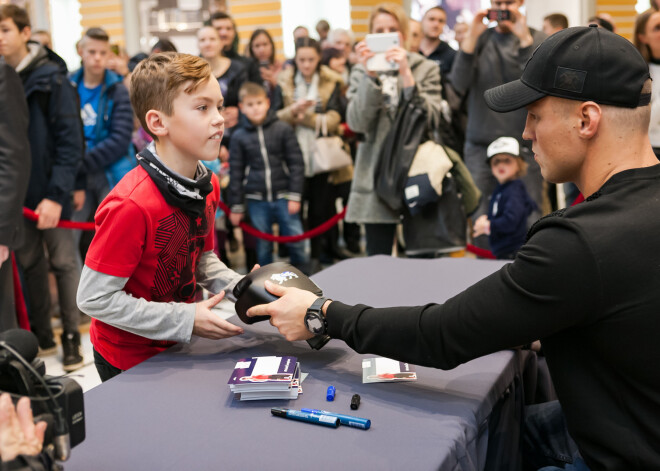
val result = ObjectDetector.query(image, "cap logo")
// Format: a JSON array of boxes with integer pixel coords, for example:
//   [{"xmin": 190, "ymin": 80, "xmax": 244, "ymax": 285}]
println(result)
[{"xmin": 554, "ymin": 67, "xmax": 587, "ymax": 94}]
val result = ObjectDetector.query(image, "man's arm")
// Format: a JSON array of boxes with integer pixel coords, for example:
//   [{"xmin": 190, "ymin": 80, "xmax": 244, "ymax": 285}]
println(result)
[
  {"xmin": 249, "ymin": 219, "xmax": 602, "ymax": 369},
  {"xmin": 83, "ymin": 82, "xmax": 133, "ymax": 174},
  {"xmin": 0, "ymin": 63, "xmax": 30, "ymax": 258},
  {"xmin": 41, "ymin": 74, "xmax": 83, "ymax": 216}
]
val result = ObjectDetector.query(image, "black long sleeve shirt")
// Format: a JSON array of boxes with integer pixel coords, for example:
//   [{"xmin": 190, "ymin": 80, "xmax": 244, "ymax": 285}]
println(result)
[{"xmin": 327, "ymin": 164, "xmax": 660, "ymax": 471}]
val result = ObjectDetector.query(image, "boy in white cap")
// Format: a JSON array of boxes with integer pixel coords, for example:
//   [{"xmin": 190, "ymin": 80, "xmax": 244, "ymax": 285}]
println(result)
[{"xmin": 473, "ymin": 137, "xmax": 537, "ymax": 259}]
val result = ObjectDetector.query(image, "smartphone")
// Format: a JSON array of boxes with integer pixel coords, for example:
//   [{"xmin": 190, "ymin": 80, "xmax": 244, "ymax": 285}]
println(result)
[
  {"xmin": 487, "ymin": 9, "xmax": 511, "ymax": 22},
  {"xmin": 365, "ymin": 33, "xmax": 400, "ymax": 72},
  {"xmin": 110, "ymin": 44, "xmax": 120, "ymax": 55},
  {"xmin": 259, "ymin": 60, "xmax": 270, "ymax": 68}
]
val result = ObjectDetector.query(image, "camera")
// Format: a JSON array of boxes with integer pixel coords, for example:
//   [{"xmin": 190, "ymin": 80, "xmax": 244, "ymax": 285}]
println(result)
[
  {"xmin": 487, "ymin": 9, "xmax": 511, "ymax": 22},
  {"xmin": 0, "ymin": 330, "xmax": 85, "ymax": 461}
]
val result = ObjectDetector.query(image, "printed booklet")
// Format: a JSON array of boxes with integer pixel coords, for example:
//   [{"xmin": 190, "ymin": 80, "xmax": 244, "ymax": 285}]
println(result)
[
  {"xmin": 362, "ymin": 357, "xmax": 417, "ymax": 383},
  {"xmin": 228, "ymin": 356, "xmax": 302, "ymax": 401}
]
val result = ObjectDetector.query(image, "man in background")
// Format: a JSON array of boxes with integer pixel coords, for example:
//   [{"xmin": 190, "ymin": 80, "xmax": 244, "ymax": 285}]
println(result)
[{"xmin": 543, "ymin": 13, "xmax": 568, "ymax": 36}]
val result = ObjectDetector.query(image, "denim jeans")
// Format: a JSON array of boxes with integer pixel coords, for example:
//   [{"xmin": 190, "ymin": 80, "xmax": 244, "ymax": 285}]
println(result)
[
  {"xmin": 524, "ymin": 401, "xmax": 590, "ymax": 471},
  {"xmin": 247, "ymin": 199, "xmax": 307, "ymax": 266}
]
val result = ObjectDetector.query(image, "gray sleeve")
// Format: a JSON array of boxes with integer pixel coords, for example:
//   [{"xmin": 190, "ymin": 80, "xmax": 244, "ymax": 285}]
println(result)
[
  {"xmin": 76, "ymin": 265, "xmax": 196, "ymax": 343},
  {"xmin": 196, "ymin": 250, "xmax": 243, "ymax": 302},
  {"xmin": 447, "ymin": 50, "xmax": 475, "ymax": 97}
]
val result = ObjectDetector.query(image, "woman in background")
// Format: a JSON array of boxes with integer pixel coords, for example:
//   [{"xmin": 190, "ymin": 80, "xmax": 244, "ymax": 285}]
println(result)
[{"xmin": 246, "ymin": 29, "xmax": 283, "ymax": 110}]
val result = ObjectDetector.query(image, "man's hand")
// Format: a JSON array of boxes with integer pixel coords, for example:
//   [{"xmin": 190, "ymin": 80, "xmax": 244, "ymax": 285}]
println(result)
[
  {"xmin": 501, "ymin": 8, "xmax": 533, "ymax": 48},
  {"xmin": 193, "ymin": 291, "xmax": 244, "ymax": 339},
  {"xmin": 0, "ymin": 393, "xmax": 47, "ymax": 462},
  {"xmin": 247, "ymin": 281, "xmax": 318, "ymax": 341},
  {"xmin": 34, "ymin": 199, "xmax": 62, "ymax": 230},
  {"xmin": 219, "ymin": 145, "xmax": 230, "ymax": 163},
  {"xmin": 0, "ymin": 246, "xmax": 8, "ymax": 270},
  {"xmin": 287, "ymin": 200, "xmax": 301, "ymax": 215},
  {"xmin": 229, "ymin": 212, "xmax": 244, "ymax": 227},
  {"xmin": 461, "ymin": 10, "xmax": 488, "ymax": 53},
  {"xmin": 72, "ymin": 190, "xmax": 86, "ymax": 212}
]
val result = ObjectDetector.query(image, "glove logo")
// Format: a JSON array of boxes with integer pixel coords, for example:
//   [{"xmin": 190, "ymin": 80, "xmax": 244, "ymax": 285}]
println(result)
[{"xmin": 270, "ymin": 271, "xmax": 299, "ymax": 285}]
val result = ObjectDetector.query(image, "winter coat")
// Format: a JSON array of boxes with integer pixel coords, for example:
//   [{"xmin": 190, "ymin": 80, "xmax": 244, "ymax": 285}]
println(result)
[
  {"xmin": 0, "ymin": 61, "xmax": 30, "ymax": 249},
  {"xmin": 69, "ymin": 67, "xmax": 133, "ymax": 177},
  {"xmin": 345, "ymin": 53, "xmax": 442, "ymax": 224},
  {"xmin": 18, "ymin": 43, "xmax": 83, "ymax": 219},
  {"xmin": 228, "ymin": 112, "xmax": 304, "ymax": 213}
]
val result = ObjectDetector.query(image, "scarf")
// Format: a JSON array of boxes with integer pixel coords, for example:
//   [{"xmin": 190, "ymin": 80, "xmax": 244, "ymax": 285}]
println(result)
[
  {"xmin": 294, "ymin": 71, "xmax": 320, "ymax": 177},
  {"xmin": 137, "ymin": 142, "xmax": 213, "ymax": 218}
]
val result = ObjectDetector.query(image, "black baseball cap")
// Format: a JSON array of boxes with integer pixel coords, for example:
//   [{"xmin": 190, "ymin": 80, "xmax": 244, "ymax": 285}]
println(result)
[{"xmin": 484, "ymin": 25, "xmax": 651, "ymax": 112}]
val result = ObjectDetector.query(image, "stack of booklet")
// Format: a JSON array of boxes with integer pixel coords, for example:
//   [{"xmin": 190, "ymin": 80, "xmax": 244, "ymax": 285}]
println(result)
[{"xmin": 228, "ymin": 356, "xmax": 302, "ymax": 401}]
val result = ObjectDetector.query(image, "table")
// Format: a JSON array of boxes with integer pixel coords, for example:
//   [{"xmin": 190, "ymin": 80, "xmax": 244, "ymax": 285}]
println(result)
[{"xmin": 67, "ymin": 256, "xmax": 532, "ymax": 471}]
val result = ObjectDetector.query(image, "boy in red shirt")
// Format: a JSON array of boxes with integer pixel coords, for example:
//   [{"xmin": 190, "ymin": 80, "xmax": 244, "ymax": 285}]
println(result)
[{"xmin": 77, "ymin": 53, "xmax": 245, "ymax": 381}]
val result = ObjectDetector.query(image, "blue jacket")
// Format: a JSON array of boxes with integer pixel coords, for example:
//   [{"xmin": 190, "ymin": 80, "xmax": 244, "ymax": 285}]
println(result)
[
  {"xmin": 488, "ymin": 179, "xmax": 537, "ymax": 259},
  {"xmin": 69, "ymin": 67, "xmax": 133, "ymax": 180},
  {"xmin": 18, "ymin": 43, "xmax": 83, "ymax": 219}
]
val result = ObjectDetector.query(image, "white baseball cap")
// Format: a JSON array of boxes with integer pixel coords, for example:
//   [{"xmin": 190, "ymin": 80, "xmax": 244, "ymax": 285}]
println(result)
[{"xmin": 486, "ymin": 137, "xmax": 520, "ymax": 162}]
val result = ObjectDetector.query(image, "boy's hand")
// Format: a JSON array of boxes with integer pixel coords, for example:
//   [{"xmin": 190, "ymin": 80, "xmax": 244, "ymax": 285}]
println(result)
[
  {"xmin": 472, "ymin": 214, "xmax": 491, "ymax": 237},
  {"xmin": 73, "ymin": 190, "xmax": 86, "ymax": 211},
  {"xmin": 287, "ymin": 201, "xmax": 301, "ymax": 215},
  {"xmin": 193, "ymin": 292, "xmax": 244, "ymax": 340},
  {"xmin": 229, "ymin": 212, "xmax": 243, "ymax": 227}
]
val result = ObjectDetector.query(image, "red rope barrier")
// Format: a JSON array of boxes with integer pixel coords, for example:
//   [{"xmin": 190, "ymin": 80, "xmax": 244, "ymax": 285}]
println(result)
[
  {"xmin": 23, "ymin": 203, "xmax": 347, "ymax": 243},
  {"xmin": 22, "ymin": 208, "xmax": 95, "ymax": 231},
  {"xmin": 216, "ymin": 200, "xmax": 346, "ymax": 243},
  {"xmin": 465, "ymin": 244, "xmax": 496, "ymax": 259}
]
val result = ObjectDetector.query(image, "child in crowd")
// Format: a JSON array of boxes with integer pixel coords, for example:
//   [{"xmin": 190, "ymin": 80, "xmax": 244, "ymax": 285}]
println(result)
[
  {"xmin": 473, "ymin": 137, "xmax": 537, "ymax": 259},
  {"xmin": 77, "ymin": 53, "xmax": 246, "ymax": 382},
  {"xmin": 228, "ymin": 82, "xmax": 308, "ymax": 270}
]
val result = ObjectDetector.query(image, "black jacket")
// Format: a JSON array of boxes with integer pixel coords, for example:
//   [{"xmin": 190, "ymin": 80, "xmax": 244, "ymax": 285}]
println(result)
[
  {"xmin": 0, "ymin": 62, "xmax": 30, "ymax": 249},
  {"xmin": 327, "ymin": 164, "xmax": 660, "ymax": 470},
  {"xmin": 228, "ymin": 112, "xmax": 304, "ymax": 213},
  {"xmin": 18, "ymin": 42, "xmax": 83, "ymax": 219}
]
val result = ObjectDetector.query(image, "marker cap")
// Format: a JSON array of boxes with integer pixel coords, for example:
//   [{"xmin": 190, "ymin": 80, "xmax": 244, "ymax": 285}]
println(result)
[{"xmin": 326, "ymin": 385, "xmax": 336, "ymax": 401}]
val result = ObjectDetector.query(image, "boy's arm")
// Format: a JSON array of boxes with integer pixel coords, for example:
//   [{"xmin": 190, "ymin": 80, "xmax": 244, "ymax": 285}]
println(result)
[
  {"xmin": 83, "ymin": 83, "xmax": 133, "ymax": 174},
  {"xmin": 77, "ymin": 265, "xmax": 197, "ymax": 342},
  {"xmin": 196, "ymin": 250, "xmax": 243, "ymax": 302}
]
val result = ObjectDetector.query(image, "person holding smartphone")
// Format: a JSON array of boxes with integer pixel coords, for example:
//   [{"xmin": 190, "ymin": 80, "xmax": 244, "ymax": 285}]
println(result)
[
  {"xmin": 449, "ymin": 0, "xmax": 546, "ymax": 251},
  {"xmin": 245, "ymin": 29, "xmax": 283, "ymax": 111},
  {"xmin": 343, "ymin": 2, "xmax": 442, "ymax": 256}
]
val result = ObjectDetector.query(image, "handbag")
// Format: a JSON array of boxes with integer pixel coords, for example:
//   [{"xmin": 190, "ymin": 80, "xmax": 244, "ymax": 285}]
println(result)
[{"xmin": 311, "ymin": 114, "xmax": 352, "ymax": 175}]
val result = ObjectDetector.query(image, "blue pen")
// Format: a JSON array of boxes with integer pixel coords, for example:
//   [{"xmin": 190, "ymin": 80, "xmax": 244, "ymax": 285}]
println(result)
[
  {"xmin": 271, "ymin": 408, "xmax": 340, "ymax": 428},
  {"xmin": 301, "ymin": 408, "xmax": 371, "ymax": 430}
]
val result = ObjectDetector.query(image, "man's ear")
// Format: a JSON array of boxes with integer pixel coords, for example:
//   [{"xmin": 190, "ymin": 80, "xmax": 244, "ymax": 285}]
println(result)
[
  {"xmin": 145, "ymin": 110, "xmax": 168, "ymax": 138},
  {"xmin": 21, "ymin": 26, "xmax": 31, "ymax": 45},
  {"xmin": 577, "ymin": 102, "xmax": 601, "ymax": 140}
]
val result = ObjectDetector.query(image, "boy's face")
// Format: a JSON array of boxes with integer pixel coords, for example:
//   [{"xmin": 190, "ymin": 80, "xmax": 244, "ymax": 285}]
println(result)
[
  {"xmin": 81, "ymin": 37, "xmax": 110, "ymax": 77},
  {"xmin": 164, "ymin": 76, "xmax": 225, "ymax": 163},
  {"xmin": 0, "ymin": 18, "xmax": 29, "ymax": 59},
  {"xmin": 490, "ymin": 154, "xmax": 519, "ymax": 184},
  {"xmin": 239, "ymin": 94, "xmax": 269, "ymax": 125}
]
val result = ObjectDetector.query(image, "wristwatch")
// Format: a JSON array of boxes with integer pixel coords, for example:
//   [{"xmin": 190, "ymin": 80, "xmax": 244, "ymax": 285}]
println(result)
[{"xmin": 304, "ymin": 297, "xmax": 330, "ymax": 335}]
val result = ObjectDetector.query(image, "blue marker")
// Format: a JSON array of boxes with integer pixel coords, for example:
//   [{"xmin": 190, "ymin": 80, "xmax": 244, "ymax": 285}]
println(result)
[
  {"xmin": 271, "ymin": 408, "xmax": 339, "ymax": 428},
  {"xmin": 326, "ymin": 385, "xmax": 336, "ymax": 401},
  {"xmin": 301, "ymin": 408, "xmax": 371, "ymax": 430}
]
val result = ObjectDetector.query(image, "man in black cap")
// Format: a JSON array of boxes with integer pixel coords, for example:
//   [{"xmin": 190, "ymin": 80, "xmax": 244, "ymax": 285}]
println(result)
[{"xmin": 250, "ymin": 26, "xmax": 660, "ymax": 470}]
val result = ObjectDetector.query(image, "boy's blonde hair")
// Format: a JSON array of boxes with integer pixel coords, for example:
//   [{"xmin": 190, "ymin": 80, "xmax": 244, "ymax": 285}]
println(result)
[
  {"xmin": 368, "ymin": 3, "xmax": 409, "ymax": 43},
  {"xmin": 130, "ymin": 52, "xmax": 212, "ymax": 139}
]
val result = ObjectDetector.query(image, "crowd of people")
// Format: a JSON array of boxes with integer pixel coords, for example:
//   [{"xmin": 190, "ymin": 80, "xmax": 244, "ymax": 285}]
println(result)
[
  {"xmin": 2, "ymin": 0, "xmax": 660, "ymax": 469},
  {"xmin": 0, "ymin": 0, "xmax": 648, "ymax": 372}
]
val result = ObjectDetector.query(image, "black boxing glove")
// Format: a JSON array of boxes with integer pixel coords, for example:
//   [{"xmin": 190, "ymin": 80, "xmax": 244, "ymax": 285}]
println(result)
[
  {"xmin": 233, "ymin": 262, "xmax": 323, "ymax": 324},
  {"xmin": 233, "ymin": 263, "xmax": 330, "ymax": 350}
]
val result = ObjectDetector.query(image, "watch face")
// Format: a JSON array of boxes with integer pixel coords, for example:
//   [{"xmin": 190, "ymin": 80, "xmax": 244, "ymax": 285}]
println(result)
[{"xmin": 305, "ymin": 313, "xmax": 325, "ymax": 334}]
